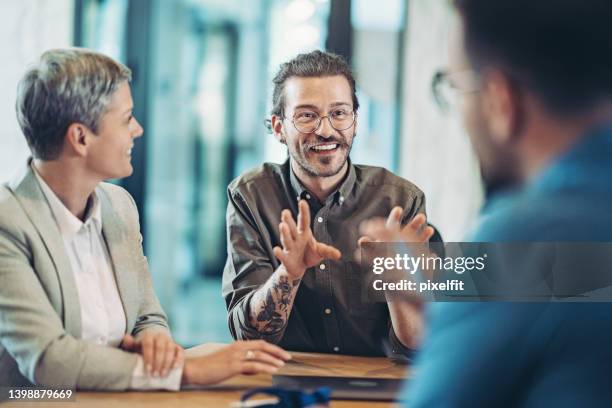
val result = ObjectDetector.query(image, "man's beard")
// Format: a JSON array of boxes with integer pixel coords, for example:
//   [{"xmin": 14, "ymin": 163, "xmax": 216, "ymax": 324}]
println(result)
[
  {"xmin": 467, "ymin": 114, "xmax": 520, "ymax": 198},
  {"xmin": 481, "ymin": 167, "xmax": 519, "ymax": 199},
  {"xmin": 290, "ymin": 134, "xmax": 353, "ymax": 178},
  {"xmin": 477, "ymin": 145, "xmax": 521, "ymax": 199}
]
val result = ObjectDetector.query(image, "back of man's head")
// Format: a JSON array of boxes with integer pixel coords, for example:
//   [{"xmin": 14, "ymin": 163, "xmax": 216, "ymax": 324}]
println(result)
[
  {"xmin": 16, "ymin": 48, "xmax": 131, "ymax": 161},
  {"xmin": 453, "ymin": 0, "xmax": 612, "ymax": 116}
]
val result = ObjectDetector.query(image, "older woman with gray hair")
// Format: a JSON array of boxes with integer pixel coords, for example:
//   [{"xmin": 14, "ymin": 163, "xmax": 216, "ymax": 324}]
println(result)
[{"xmin": 0, "ymin": 48, "xmax": 290, "ymax": 391}]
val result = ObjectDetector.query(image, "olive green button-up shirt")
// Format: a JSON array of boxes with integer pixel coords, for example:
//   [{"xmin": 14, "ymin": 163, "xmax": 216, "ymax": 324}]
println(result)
[{"xmin": 222, "ymin": 159, "xmax": 426, "ymax": 357}]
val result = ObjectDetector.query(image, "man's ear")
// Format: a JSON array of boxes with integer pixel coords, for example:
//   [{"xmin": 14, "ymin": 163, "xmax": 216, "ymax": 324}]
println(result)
[
  {"xmin": 271, "ymin": 115, "xmax": 286, "ymax": 144},
  {"xmin": 64, "ymin": 123, "xmax": 90, "ymax": 157},
  {"xmin": 480, "ymin": 69, "xmax": 523, "ymax": 146}
]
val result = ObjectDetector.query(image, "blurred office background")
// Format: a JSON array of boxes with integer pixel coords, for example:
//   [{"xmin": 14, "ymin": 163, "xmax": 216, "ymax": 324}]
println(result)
[{"xmin": 0, "ymin": 0, "xmax": 482, "ymax": 346}]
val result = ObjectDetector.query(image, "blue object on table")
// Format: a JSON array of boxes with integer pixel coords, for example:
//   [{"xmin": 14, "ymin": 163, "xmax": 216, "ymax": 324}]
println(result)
[{"xmin": 240, "ymin": 386, "xmax": 331, "ymax": 408}]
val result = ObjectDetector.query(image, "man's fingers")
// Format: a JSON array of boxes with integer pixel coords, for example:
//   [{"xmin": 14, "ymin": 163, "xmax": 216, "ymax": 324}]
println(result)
[
  {"xmin": 355, "ymin": 236, "xmax": 373, "ymax": 261},
  {"xmin": 278, "ymin": 223, "xmax": 286, "ymax": 248},
  {"xmin": 361, "ymin": 219, "xmax": 394, "ymax": 241},
  {"xmin": 407, "ymin": 213, "xmax": 427, "ymax": 231},
  {"xmin": 273, "ymin": 246, "xmax": 288, "ymax": 264},
  {"xmin": 316, "ymin": 242, "xmax": 342, "ymax": 260},
  {"xmin": 402, "ymin": 214, "xmax": 433, "ymax": 243},
  {"xmin": 420, "ymin": 225, "xmax": 435, "ymax": 242},
  {"xmin": 357, "ymin": 236, "xmax": 373, "ymax": 246},
  {"xmin": 279, "ymin": 223, "xmax": 294, "ymax": 251},
  {"xmin": 386, "ymin": 206, "xmax": 403, "ymax": 228},
  {"xmin": 297, "ymin": 200, "xmax": 311, "ymax": 233},
  {"xmin": 281, "ymin": 209, "xmax": 298, "ymax": 240},
  {"xmin": 360, "ymin": 218, "xmax": 386, "ymax": 237}
]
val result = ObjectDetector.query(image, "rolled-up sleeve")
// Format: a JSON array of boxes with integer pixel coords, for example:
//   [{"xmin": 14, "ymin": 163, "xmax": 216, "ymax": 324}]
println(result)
[
  {"xmin": 400, "ymin": 190, "xmax": 427, "ymax": 224},
  {"xmin": 388, "ymin": 324, "xmax": 418, "ymax": 361},
  {"xmin": 222, "ymin": 189, "xmax": 283, "ymax": 342}
]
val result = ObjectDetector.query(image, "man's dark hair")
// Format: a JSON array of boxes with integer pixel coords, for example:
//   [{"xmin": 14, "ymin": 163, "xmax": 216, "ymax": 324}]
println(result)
[
  {"xmin": 453, "ymin": 0, "xmax": 612, "ymax": 115},
  {"xmin": 269, "ymin": 50, "xmax": 359, "ymax": 121}
]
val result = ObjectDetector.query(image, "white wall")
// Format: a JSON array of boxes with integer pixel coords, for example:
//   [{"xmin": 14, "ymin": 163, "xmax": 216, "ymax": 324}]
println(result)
[
  {"xmin": 399, "ymin": 0, "xmax": 483, "ymax": 240},
  {"xmin": 0, "ymin": 0, "xmax": 73, "ymax": 182}
]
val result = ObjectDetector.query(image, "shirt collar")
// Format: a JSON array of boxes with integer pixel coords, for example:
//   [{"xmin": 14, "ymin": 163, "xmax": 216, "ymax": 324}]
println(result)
[
  {"xmin": 481, "ymin": 121, "xmax": 612, "ymax": 215},
  {"xmin": 528, "ymin": 122, "xmax": 612, "ymax": 195},
  {"xmin": 32, "ymin": 164, "xmax": 102, "ymax": 240},
  {"xmin": 288, "ymin": 158, "xmax": 357, "ymax": 206}
]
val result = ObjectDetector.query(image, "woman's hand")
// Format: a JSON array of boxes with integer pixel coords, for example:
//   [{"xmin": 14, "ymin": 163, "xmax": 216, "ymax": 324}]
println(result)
[
  {"xmin": 121, "ymin": 331, "xmax": 184, "ymax": 377},
  {"xmin": 182, "ymin": 340, "xmax": 292, "ymax": 386}
]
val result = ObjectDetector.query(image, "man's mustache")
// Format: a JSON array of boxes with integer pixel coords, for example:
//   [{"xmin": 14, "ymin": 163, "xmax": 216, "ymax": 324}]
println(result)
[{"xmin": 302, "ymin": 136, "xmax": 349, "ymax": 149}]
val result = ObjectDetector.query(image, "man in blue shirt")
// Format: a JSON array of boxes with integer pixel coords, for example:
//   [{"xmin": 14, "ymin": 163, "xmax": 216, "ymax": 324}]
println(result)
[{"xmin": 364, "ymin": 0, "xmax": 612, "ymax": 406}]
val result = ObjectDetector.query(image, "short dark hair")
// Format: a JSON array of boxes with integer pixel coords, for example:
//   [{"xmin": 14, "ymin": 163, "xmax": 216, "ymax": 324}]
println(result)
[
  {"xmin": 269, "ymin": 50, "xmax": 359, "ymax": 121},
  {"xmin": 453, "ymin": 0, "xmax": 612, "ymax": 115},
  {"xmin": 16, "ymin": 48, "xmax": 131, "ymax": 160}
]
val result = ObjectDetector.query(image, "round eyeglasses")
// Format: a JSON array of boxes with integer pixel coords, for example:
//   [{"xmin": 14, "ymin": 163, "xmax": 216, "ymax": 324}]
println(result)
[
  {"xmin": 288, "ymin": 108, "xmax": 356, "ymax": 134},
  {"xmin": 431, "ymin": 69, "xmax": 481, "ymax": 113}
]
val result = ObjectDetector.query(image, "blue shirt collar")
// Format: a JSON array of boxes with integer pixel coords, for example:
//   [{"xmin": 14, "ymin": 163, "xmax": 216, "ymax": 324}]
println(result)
[
  {"xmin": 480, "ymin": 121, "xmax": 612, "ymax": 216},
  {"xmin": 528, "ymin": 121, "xmax": 612, "ymax": 195}
]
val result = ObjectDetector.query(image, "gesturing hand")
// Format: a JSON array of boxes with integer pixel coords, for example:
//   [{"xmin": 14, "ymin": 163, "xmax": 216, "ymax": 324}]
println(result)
[
  {"xmin": 121, "ymin": 331, "xmax": 184, "ymax": 377},
  {"xmin": 273, "ymin": 200, "xmax": 341, "ymax": 279},
  {"xmin": 359, "ymin": 207, "xmax": 434, "ymax": 245},
  {"xmin": 358, "ymin": 208, "xmax": 436, "ymax": 283}
]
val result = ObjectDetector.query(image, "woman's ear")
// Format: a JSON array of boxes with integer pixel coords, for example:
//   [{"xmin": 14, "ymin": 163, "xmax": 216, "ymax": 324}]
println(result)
[{"xmin": 64, "ymin": 123, "xmax": 89, "ymax": 157}]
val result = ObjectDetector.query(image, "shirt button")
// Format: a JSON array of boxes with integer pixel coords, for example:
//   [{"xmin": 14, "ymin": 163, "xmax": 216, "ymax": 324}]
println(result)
[
  {"xmin": 339, "ymin": 196, "xmax": 345, "ymax": 204},
  {"xmin": 333, "ymin": 346, "xmax": 340, "ymax": 352},
  {"xmin": 317, "ymin": 217, "xmax": 323, "ymax": 223},
  {"xmin": 319, "ymin": 264, "xmax": 326, "ymax": 270},
  {"xmin": 324, "ymin": 308, "xmax": 332, "ymax": 315}
]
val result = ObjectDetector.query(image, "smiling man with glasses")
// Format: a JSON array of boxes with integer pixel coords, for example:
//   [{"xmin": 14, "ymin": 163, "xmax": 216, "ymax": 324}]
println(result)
[{"xmin": 222, "ymin": 50, "xmax": 434, "ymax": 357}]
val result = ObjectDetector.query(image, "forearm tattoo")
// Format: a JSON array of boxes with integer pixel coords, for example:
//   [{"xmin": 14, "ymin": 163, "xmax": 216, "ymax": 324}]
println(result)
[{"xmin": 251, "ymin": 274, "xmax": 301, "ymax": 334}]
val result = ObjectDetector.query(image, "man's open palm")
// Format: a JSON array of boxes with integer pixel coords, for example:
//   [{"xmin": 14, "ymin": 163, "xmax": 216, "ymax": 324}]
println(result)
[{"xmin": 273, "ymin": 200, "xmax": 341, "ymax": 279}]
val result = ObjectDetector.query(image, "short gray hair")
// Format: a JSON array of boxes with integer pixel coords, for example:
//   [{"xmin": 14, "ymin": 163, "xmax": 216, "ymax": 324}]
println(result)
[{"xmin": 16, "ymin": 48, "xmax": 132, "ymax": 160}]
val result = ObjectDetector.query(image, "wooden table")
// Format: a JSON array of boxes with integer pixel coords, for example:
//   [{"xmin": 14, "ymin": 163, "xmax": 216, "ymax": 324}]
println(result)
[{"xmin": 2, "ymin": 344, "xmax": 409, "ymax": 407}]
